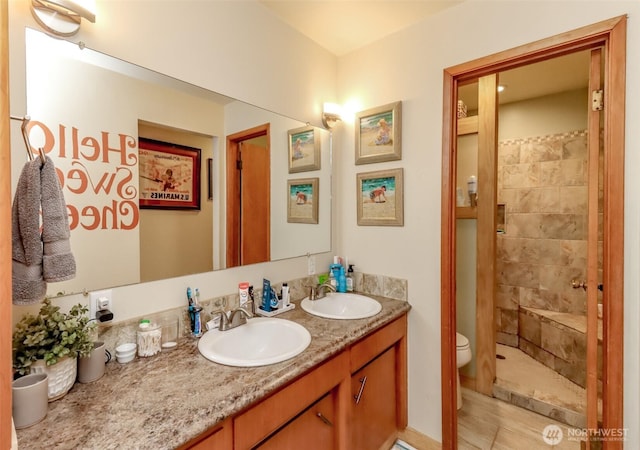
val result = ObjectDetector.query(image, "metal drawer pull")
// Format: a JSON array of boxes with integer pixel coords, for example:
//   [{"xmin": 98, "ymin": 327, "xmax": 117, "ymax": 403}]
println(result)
[
  {"xmin": 354, "ymin": 376, "xmax": 367, "ymax": 404},
  {"xmin": 316, "ymin": 412, "xmax": 333, "ymax": 426}
]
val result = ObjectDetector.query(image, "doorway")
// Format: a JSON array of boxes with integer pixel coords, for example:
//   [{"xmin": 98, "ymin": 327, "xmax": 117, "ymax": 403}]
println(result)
[
  {"xmin": 226, "ymin": 124, "xmax": 271, "ymax": 268},
  {"xmin": 441, "ymin": 16, "xmax": 625, "ymax": 449},
  {"xmin": 458, "ymin": 51, "xmax": 596, "ymax": 430}
]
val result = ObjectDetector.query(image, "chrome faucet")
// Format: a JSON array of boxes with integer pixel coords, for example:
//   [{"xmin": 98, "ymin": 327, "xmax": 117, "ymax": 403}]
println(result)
[
  {"xmin": 219, "ymin": 305, "xmax": 254, "ymax": 331},
  {"xmin": 309, "ymin": 282, "xmax": 336, "ymax": 301}
]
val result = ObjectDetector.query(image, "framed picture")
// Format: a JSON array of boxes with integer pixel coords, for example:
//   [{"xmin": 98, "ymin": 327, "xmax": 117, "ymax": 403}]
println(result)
[
  {"xmin": 355, "ymin": 101, "xmax": 402, "ymax": 165},
  {"xmin": 288, "ymin": 125, "xmax": 320, "ymax": 173},
  {"xmin": 287, "ymin": 178, "xmax": 319, "ymax": 224},
  {"xmin": 357, "ymin": 168, "xmax": 404, "ymax": 226},
  {"xmin": 138, "ymin": 138, "xmax": 201, "ymax": 210}
]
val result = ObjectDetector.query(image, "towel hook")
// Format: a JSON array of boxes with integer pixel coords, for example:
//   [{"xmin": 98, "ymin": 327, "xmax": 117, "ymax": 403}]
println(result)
[{"xmin": 10, "ymin": 115, "xmax": 45, "ymax": 164}]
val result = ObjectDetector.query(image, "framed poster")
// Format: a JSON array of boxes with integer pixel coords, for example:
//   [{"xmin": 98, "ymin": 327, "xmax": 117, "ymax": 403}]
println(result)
[
  {"xmin": 357, "ymin": 168, "xmax": 404, "ymax": 226},
  {"xmin": 138, "ymin": 138, "xmax": 201, "ymax": 210},
  {"xmin": 355, "ymin": 101, "xmax": 402, "ymax": 165},
  {"xmin": 287, "ymin": 178, "xmax": 319, "ymax": 224},
  {"xmin": 288, "ymin": 125, "xmax": 320, "ymax": 173}
]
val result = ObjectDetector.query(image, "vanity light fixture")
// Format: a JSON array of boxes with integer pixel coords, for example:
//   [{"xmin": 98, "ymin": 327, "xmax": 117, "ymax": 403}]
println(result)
[
  {"xmin": 322, "ymin": 102, "xmax": 343, "ymax": 129},
  {"xmin": 497, "ymin": 84, "xmax": 507, "ymax": 93},
  {"xmin": 31, "ymin": 0, "xmax": 96, "ymax": 37}
]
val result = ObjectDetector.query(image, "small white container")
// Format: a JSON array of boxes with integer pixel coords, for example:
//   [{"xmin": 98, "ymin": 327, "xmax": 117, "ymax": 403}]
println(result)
[
  {"xmin": 115, "ymin": 343, "xmax": 137, "ymax": 364},
  {"xmin": 136, "ymin": 320, "xmax": 161, "ymax": 357}
]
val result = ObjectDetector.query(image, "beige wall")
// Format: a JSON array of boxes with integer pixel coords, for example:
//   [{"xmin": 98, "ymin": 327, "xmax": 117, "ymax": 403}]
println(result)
[
  {"xmin": 337, "ymin": 1, "xmax": 640, "ymax": 443},
  {"xmin": 138, "ymin": 124, "xmax": 214, "ymax": 282},
  {"xmin": 7, "ymin": 0, "xmax": 640, "ymax": 445}
]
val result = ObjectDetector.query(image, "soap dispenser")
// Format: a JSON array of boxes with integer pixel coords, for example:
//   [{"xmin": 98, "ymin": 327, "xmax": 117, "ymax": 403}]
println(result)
[{"xmin": 346, "ymin": 265, "xmax": 354, "ymax": 292}]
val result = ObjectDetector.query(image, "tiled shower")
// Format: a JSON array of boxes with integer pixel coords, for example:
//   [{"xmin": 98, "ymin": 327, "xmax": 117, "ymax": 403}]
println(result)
[{"xmin": 495, "ymin": 130, "xmax": 593, "ymax": 389}]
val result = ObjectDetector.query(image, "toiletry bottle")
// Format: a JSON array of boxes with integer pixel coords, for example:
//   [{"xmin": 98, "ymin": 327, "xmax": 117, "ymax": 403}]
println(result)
[
  {"xmin": 329, "ymin": 266, "xmax": 336, "ymax": 288},
  {"xmin": 239, "ymin": 282, "xmax": 249, "ymax": 307},
  {"xmin": 281, "ymin": 283, "xmax": 290, "ymax": 308},
  {"xmin": 330, "ymin": 263, "xmax": 342, "ymax": 288},
  {"xmin": 337, "ymin": 266, "xmax": 347, "ymax": 293},
  {"xmin": 346, "ymin": 265, "xmax": 354, "ymax": 292}
]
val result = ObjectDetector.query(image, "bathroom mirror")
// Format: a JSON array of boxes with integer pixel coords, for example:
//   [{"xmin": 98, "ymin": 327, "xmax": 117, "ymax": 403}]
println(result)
[{"xmin": 20, "ymin": 28, "xmax": 331, "ymax": 296}]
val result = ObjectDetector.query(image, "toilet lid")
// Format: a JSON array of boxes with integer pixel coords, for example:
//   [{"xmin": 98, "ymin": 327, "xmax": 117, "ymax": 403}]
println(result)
[{"xmin": 456, "ymin": 332, "xmax": 469, "ymax": 349}]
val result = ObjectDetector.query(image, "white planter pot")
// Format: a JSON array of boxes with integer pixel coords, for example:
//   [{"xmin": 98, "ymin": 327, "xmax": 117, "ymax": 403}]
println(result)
[{"xmin": 30, "ymin": 356, "xmax": 77, "ymax": 401}]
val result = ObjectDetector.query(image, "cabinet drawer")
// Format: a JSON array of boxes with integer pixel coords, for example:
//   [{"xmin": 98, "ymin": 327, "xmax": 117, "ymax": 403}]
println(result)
[
  {"xmin": 234, "ymin": 351, "xmax": 349, "ymax": 449},
  {"xmin": 256, "ymin": 392, "xmax": 335, "ymax": 449},
  {"xmin": 183, "ymin": 419, "xmax": 232, "ymax": 450},
  {"xmin": 350, "ymin": 314, "xmax": 407, "ymax": 373}
]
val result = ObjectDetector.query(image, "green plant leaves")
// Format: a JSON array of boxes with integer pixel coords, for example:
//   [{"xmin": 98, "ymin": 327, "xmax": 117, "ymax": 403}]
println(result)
[{"xmin": 13, "ymin": 298, "xmax": 96, "ymax": 376}]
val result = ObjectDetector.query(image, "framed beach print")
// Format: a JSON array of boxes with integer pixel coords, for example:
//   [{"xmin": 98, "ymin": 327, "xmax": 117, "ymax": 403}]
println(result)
[
  {"xmin": 355, "ymin": 101, "xmax": 402, "ymax": 165},
  {"xmin": 138, "ymin": 138, "xmax": 201, "ymax": 210},
  {"xmin": 357, "ymin": 168, "xmax": 404, "ymax": 226},
  {"xmin": 288, "ymin": 125, "xmax": 321, "ymax": 173},
  {"xmin": 287, "ymin": 178, "xmax": 319, "ymax": 224}
]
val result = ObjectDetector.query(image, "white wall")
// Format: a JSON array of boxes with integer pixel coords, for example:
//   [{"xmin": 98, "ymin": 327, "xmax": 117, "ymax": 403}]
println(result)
[{"xmin": 336, "ymin": 1, "xmax": 640, "ymax": 444}]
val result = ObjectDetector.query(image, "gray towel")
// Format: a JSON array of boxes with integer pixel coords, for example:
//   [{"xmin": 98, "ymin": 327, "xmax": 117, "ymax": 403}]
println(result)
[
  {"xmin": 12, "ymin": 159, "xmax": 46, "ymax": 304},
  {"xmin": 41, "ymin": 156, "xmax": 76, "ymax": 282}
]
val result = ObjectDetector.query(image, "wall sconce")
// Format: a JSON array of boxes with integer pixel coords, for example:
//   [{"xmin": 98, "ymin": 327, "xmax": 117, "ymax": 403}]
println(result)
[
  {"xmin": 322, "ymin": 102, "xmax": 343, "ymax": 129},
  {"xmin": 31, "ymin": 0, "xmax": 96, "ymax": 37}
]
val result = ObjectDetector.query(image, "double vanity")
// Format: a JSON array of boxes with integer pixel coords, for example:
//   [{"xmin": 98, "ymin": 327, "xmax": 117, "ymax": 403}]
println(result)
[{"xmin": 16, "ymin": 294, "xmax": 410, "ymax": 449}]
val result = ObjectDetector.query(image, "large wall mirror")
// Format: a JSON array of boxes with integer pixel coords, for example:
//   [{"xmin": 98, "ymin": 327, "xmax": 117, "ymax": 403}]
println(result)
[{"xmin": 19, "ymin": 28, "xmax": 331, "ymax": 297}]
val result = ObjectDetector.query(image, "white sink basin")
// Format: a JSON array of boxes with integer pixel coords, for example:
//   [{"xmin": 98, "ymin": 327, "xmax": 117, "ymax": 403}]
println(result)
[
  {"xmin": 300, "ymin": 292, "xmax": 382, "ymax": 320},
  {"xmin": 198, "ymin": 318, "xmax": 311, "ymax": 367}
]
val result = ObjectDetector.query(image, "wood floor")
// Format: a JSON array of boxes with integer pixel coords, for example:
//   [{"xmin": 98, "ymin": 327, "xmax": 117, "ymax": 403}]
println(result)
[
  {"xmin": 458, "ymin": 388, "xmax": 580, "ymax": 449},
  {"xmin": 397, "ymin": 387, "xmax": 582, "ymax": 449}
]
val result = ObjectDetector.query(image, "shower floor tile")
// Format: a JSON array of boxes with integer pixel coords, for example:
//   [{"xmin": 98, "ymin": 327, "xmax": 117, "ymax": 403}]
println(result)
[{"xmin": 494, "ymin": 344, "xmax": 586, "ymax": 428}]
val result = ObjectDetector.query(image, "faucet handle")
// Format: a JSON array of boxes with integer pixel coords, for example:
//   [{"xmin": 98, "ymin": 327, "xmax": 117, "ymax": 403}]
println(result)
[{"xmin": 309, "ymin": 285, "xmax": 318, "ymax": 301}]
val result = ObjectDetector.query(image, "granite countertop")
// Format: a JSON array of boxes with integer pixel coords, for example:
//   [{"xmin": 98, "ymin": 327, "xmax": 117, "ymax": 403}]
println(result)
[{"xmin": 16, "ymin": 296, "xmax": 410, "ymax": 450}]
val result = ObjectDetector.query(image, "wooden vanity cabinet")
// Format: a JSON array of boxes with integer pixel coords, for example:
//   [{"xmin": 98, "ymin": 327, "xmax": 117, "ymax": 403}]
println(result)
[
  {"xmin": 350, "ymin": 347, "xmax": 397, "ymax": 449},
  {"xmin": 234, "ymin": 352, "xmax": 348, "ymax": 449},
  {"xmin": 256, "ymin": 392, "xmax": 336, "ymax": 449},
  {"xmin": 349, "ymin": 315, "xmax": 407, "ymax": 450},
  {"xmin": 183, "ymin": 419, "xmax": 232, "ymax": 449},
  {"xmin": 185, "ymin": 313, "xmax": 407, "ymax": 450}
]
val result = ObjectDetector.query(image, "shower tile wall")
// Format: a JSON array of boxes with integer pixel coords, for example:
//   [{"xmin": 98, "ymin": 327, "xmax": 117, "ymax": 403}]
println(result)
[{"xmin": 496, "ymin": 130, "xmax": 588, "ymax": 348}]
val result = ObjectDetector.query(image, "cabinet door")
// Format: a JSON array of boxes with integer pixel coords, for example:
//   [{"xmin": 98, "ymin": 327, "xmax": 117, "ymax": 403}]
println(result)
[
  {"xmin": 351, "ymin": 346, "xmax": 397, "ymax": 449},
  {"xmin": 256, "ymin": 392, "xmax": 335, "ymax": 450}
]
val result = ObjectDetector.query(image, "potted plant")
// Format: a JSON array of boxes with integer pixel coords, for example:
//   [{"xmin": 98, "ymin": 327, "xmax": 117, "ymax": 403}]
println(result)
[{"xmin": 13, "ymin": 298, "xmax": 96, "ymax": 400}]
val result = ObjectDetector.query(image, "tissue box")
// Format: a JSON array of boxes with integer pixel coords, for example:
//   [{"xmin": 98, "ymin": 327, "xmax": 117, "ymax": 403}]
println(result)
[{"xmin": 457, "ymin": 100, "xmax": 467, "ymax": 118}]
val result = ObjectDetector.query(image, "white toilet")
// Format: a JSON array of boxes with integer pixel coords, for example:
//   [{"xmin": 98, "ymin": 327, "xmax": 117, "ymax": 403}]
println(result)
[{"xmin": 456, "ymin": 332, "xmax": 472, "ymax": 410}]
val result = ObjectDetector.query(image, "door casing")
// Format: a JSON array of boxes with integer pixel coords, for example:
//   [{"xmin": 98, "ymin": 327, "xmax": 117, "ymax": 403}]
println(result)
[{"xmin": 440, "ymin": 16, "xmax": 626, "ymax": 449}]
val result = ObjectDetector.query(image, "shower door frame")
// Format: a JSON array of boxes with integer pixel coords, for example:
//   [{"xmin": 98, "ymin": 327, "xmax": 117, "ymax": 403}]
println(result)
[{"xmin": 440, "ymin": 16, "xmax": 626, "ymax": 449}]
